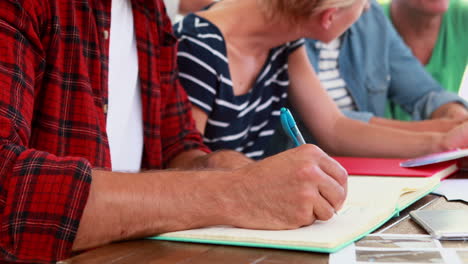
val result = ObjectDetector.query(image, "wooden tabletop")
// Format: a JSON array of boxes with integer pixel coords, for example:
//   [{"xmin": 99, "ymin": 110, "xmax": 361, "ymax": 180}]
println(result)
[{"xmin": 62, "ymin": 174, "xmax": 468, "ymax": 264}]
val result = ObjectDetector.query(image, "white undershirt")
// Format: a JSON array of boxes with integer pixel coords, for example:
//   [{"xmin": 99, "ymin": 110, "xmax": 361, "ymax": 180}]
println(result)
[
  {"xmin": 107, "ymin": 0, "xmax": 143, "ymax": 172},
  {"xmin": 163, "ymin": 0, "xmax": 181, "ymax": 22}
]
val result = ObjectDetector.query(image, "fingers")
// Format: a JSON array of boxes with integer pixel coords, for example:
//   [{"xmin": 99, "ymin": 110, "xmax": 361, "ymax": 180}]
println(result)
[
  {"xmin": 232, "ymin": 144, "xmax": 348, "ymax": 229},
  {"xmin": 304, "ymin": 145, "xmax": 348, "ymax": 209},
  {"xmin": 318, "ymin": 154, "xmax": 348, "ymax": 191},
  {"xmin": 293, "ymin": 144, "xmax": 348, "ymax": 215},
  {"xmin": 292, "ymin": 144, "xmax": 348, "ymax": 188},
  {"xmin": 317, "ymin": 173, "xmax": 347, "ymax": 212},
  {"xmin": 311, "ymin": 191, "xmax": 336, "ymax": 221}
]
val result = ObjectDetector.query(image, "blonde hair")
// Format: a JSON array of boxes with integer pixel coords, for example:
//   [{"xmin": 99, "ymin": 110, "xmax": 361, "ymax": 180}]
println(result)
[{"xmin": 258, "ymin": 0, "xmax": 357, "ymax": 23}]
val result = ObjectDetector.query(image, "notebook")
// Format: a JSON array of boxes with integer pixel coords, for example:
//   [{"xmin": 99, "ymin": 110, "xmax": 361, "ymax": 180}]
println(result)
[
  {"xmin": 333, "ymin": 156, "xmax": 457, "ymax": 178},
  {"xmin": 149, "ymin": 159, "xmax": 458, "ymax": 253}
]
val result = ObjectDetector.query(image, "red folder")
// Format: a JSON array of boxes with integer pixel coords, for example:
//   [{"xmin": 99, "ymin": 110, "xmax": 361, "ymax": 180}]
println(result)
[{"xmin": 333, "ymin": 156, "xmax": 458, "ymax": 178}]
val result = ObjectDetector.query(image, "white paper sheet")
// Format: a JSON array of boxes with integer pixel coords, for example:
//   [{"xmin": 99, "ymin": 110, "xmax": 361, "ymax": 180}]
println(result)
[
  {"xmin": 329, "ymin": 243, "xmax": 356, "ymax": 264},
  {"xmin": 432, "ymin": 179, "xmax": 468, "ymax": 203}
]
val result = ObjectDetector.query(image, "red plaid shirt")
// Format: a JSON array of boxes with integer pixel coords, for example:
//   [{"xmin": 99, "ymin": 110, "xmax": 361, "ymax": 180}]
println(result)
[{"xmin": 0, "ymin": 0, "xmax": 209, "ymax": 262}]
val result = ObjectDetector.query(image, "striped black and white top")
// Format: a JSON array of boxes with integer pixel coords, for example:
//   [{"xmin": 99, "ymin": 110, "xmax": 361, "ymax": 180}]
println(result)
[
  {"xmin": 174, "ymin": 14, "xmax": 304, "ymax": 159},
  {"xmin": 316, "ymin": 38, "xmax": 356, "ymax": 111}
]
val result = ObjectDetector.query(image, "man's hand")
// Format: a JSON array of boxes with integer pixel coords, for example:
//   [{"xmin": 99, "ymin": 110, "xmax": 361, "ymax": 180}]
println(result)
[
  {"xmin": 224, "ymin": 144, "xmax": 348, "ymax": 230},
  {"xmin": 441, "ymin": 121, "xmax": 468, "ymax": 151},
  {"xmin": 431, "ymin": 102, "xmax": 468, "ymax": 120},
  {"xmin": 73, "ymin": 145, "xmax": 346, "ymax": 251}
]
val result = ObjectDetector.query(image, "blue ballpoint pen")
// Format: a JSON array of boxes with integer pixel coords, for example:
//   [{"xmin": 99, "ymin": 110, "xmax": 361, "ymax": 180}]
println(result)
[
  {"xmin": 280, "ymin": 107, "xmax": 306, "ymax": 147},
  {"xmin": 280, "ymin": 108, "xmax": 339, "ymax": 215}
]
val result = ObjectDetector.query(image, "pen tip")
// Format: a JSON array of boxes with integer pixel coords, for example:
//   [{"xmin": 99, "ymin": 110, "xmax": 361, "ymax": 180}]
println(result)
[{"xmin": 280, "ymin": 107, "xmax": 287, "ymax": 113}]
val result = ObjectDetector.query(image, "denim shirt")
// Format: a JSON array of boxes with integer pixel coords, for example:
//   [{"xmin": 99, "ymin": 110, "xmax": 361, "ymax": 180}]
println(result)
[
  {"xmin": 265, "ymin": 0, "xmax": 467, "ymax": 157},
  {"xmin": 305, "ymin": 0, "xmax": 467, "ymax": 122}
]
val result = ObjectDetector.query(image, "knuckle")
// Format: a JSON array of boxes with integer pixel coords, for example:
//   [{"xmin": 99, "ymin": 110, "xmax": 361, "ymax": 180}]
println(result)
[
  {"xmin": 295, "ymin": 144, "xmax": 324, "ymax": 157},
  {"xmin": 295, "ymin": 167, "xmax": 309, "ymax": 182},
  {"xmin": 317, "ymin": 207, "xmax": 334, "ymax": 221},
  {"xmin": 327, "ymin": 160, "xmax": 348, "ymax": 186},
  {"xmin": 324, "ymin": 208, "xmax": 335, "ymax": 220},
  {"xmin": 335, "ymin": 185, "xmax": 347, "ymax": 201},
  {"xmin": 328, "ymin": 191, "xmax": 345, "ymax": 210},
  {"xmin": 297, "ymin": 188, "xmax": 315, "ymax": 203},
  {"xmin": 332, "ymin": 187, "xmax": 347, "ymax": 209},
  {"xmin": 337, "ymin": 168, "xmax": 348, "ymax": 185},
  {"xmin": 295, "ymin": 163, "xmax": 321, "ymax": 182},
  {"xmin": 304, "ymin": 144, "xmax": 324, "ymax": 155},
  {"xmin": 343, "ymin": 184, "xmax": 348, "ymax": 199}
]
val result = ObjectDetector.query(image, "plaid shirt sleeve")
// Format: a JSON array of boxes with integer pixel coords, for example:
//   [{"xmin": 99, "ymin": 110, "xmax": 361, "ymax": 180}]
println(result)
[
  {"xmin": 136, "ymin": 1, "xmax": 211, "ymax": 168},
  {"xmin": 0, "ymin": 1, "xmax": 92, "ymax": 263},
  {"xmin": 158, "ymin": 7, "xmax": 211, "ymax": 165}
]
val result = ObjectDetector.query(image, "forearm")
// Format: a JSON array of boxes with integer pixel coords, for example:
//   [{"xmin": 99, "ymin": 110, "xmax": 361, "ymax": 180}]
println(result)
[
  {"xmin": 73, "ymin": 145, "xmax": 351, "ymax": 251},
  {"xmin": 73, "ymin": 169, "xmax": 233, "ymax": 251},
  {"xmin": 370, "ymin": 116, "xmax": 460, "ymax": 133},
  {"xmin": 168, "ymin": 149, "xmax": 254, "ymax": 169},
  {"xmin": 286, "ymin": 48, "xmax": 445, "ymax": 159},
  {"xmin": 201, "ymin": 150, "xmax": 254, "ymax": 169},
  {"xmin": 318, "ymin": 116, "xmax": 445, "ymax": 158}
]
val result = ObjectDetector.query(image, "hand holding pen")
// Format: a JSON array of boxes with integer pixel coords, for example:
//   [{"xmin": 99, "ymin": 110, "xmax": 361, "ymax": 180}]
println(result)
[{"xmin": 279, "ymin": 107, "xmax": 345, "ymax": 216}]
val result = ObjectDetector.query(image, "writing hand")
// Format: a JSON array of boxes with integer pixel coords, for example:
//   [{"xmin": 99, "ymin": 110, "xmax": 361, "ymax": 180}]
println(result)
[{"xmin": 224, "ymin": 144, "xmax": 348, "ymax": 230}]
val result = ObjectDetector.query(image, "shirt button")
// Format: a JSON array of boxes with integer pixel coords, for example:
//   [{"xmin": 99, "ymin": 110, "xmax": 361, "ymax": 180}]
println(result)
[
  {"xmin": 103, "ymin": 104, "xmax": 108, "ymax": 114},
  {"xmin": 103, "ymin": 30, "xmax": 109, "ymax": 40}
]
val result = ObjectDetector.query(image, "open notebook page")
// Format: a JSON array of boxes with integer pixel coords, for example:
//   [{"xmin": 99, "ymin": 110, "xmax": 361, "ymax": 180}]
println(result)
[{"xmin": 154, "ymin": 174, "xmax": 445, "ymax": 250}]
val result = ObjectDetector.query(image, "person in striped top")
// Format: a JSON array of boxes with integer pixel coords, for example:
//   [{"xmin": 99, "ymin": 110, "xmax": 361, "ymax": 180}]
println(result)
[
  {"xmin": 175, "ymin": 0, "xmax": 468, "ymax": 160},
  {"xmin": 175, "ymin": 14, "xmax": 303, "ymax": 159}
]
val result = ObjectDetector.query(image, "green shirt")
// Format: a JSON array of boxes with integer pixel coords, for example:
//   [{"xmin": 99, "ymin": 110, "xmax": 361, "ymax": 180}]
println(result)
[{"xmin": 380, "ymin": 0, "xmax": 468, "ymax": 120}]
